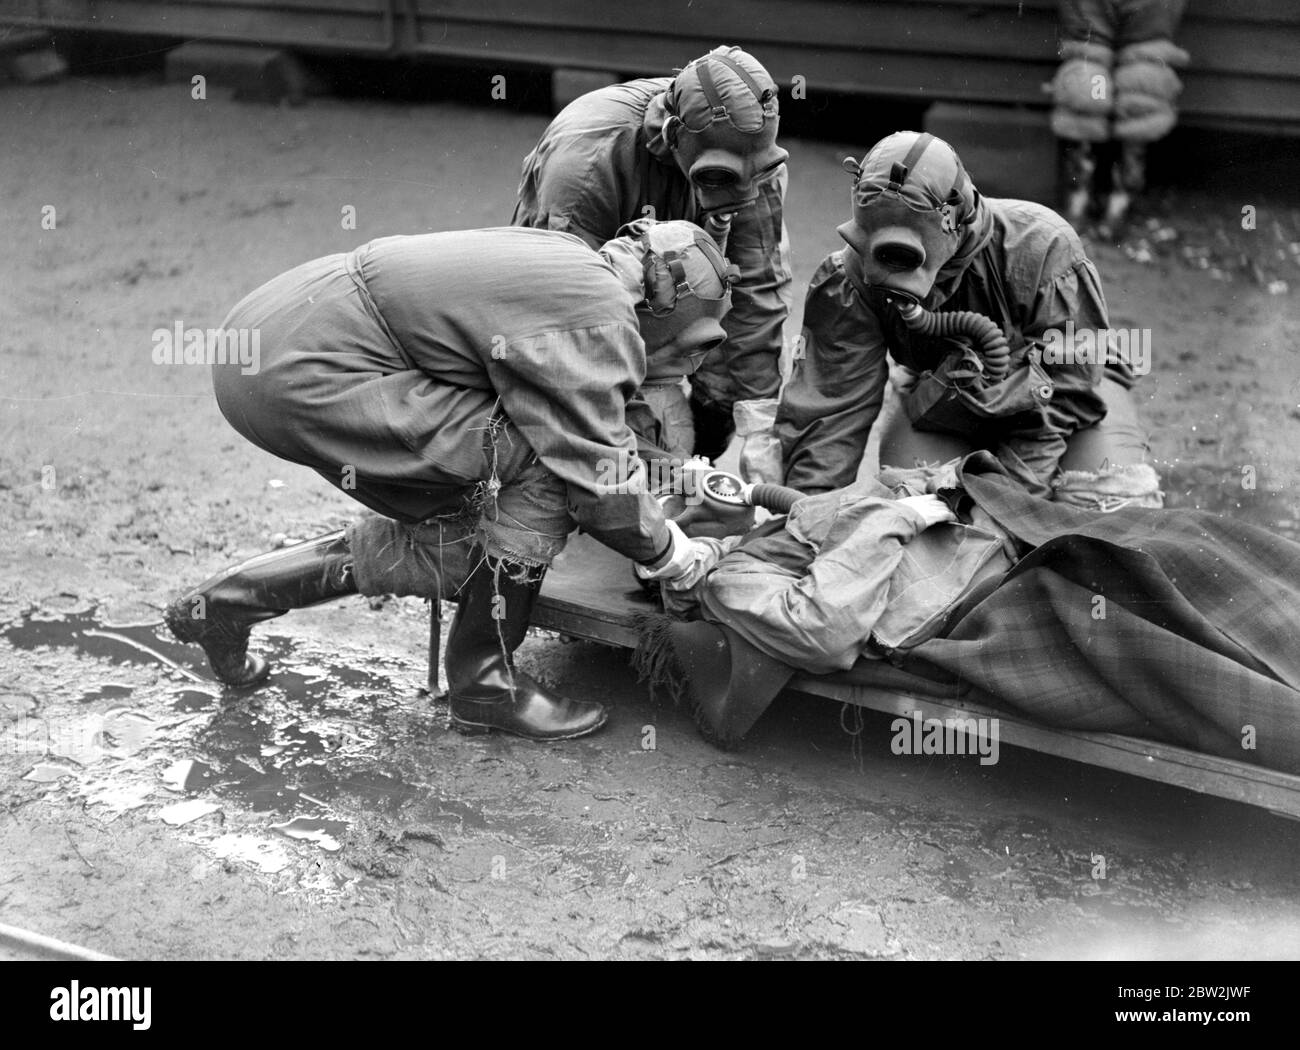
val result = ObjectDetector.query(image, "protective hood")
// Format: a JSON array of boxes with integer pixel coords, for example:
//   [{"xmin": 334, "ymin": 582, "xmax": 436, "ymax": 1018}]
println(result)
[
  {"xmin": 836, "ymin": 131, "xmax": 993, "ymax": 306},
  {"xmin": 654, "ymin": 46, "xmax": 787, "ymax": 217},
  {"xmin": 599, "ymin": 218, "xmax": 739, "ymax": 379}
]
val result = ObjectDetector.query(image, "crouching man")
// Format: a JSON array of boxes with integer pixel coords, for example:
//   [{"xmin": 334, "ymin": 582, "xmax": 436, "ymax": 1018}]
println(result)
[
  {"xmin": 165, "ymin": 221, "xmax": 728, "ymax": 741},
  {"xmin": 772, "ymin": 131, "xmax": 1163, "ymax": 510}
]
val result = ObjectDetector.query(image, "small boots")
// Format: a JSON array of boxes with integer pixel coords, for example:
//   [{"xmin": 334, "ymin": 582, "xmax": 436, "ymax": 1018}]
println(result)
[
  {"xmin": 1061, "ymin": 139, "xmax": 1097, "ymax": 232},
  {"xmin": 1098, "ymin": 140, "xmax": 1147, "ymax": 241},
  {"xmin": 165, "ymin": 531, "xmax": 357, "ymax": 687},
  {"xmin": 444, "ymin": 549, "xmax": 607, "ymax": 740}
]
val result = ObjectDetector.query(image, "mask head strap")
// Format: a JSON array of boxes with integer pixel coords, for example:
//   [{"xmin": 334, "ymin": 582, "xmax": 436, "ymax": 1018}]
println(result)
[
  {"xmin": 639, "ymin": 226, "xmax": 739, "ymax": 316},
  {"xmin": 847, "ymin": 132, "xmax": 977, "ymax": 234},
  {"xmin": 667, "ymin": 51, "xmax": 778, "ymax": 141}
]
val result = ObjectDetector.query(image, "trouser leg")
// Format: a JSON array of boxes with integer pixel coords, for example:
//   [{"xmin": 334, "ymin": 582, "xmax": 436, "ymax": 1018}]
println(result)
[
  {"xmin": 1055, "ymin": 374, "xmax": 1164, "ymax": 508},
  {"xmin": 1061, "ymin": 139, "xmax": 1098, "ymax": 231}
]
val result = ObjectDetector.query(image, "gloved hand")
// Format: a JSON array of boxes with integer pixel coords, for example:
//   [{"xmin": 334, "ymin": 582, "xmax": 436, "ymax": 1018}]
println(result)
[
  {"xmin": 635, "ymin": 518, "xmax": 719, "ymax": 591},
  {"xmin": 734, "ymin": 397, "xmax": 784, "ymax": 485},
  {"xmin": 897, "ymin": 494, "xmax": 958, "ymax": 528}
]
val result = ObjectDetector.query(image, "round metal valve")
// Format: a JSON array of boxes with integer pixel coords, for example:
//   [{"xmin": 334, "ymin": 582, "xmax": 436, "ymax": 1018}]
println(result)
[{"xmin": 699, "ymin": 469, "xmax": 751, "ymax": 507}]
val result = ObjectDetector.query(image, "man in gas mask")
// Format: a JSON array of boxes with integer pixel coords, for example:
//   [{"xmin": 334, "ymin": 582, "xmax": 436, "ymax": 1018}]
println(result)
[
  {"xmin": 771, "ymin": 131, "xmax": 1163, "ymax": 509},
  {"xmin": 165, "ymin": 220, "xmax": 730, "ymax": 741},
  {"xmin": 513, "ymin": 46, "xmax": 791, "ymax": 479}
]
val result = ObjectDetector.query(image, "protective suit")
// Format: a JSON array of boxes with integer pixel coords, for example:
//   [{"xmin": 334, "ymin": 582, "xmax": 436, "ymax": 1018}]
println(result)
[
  {"xmin": 166, "ymin": 222, "xmax": 729, "ymax": 741},
  {"xmin": 774, "ymin": 132, "xmax": 1162, "ymax": 507},
  {"xmin": 512, "ymin": 46, "xmax": 792, "ymax": 472}
]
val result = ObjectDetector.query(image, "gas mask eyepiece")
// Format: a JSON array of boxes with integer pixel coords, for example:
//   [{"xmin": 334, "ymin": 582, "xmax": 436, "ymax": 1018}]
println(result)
[{"xmin": 874, "ymin": 241, "xmax": 926, "ymax": 272}]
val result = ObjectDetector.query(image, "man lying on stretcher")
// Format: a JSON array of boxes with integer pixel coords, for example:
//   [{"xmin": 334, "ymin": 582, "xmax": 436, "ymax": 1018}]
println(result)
[{"xmin": 641, "ymin": 453, "xmax": 1300, "ymax": 777}]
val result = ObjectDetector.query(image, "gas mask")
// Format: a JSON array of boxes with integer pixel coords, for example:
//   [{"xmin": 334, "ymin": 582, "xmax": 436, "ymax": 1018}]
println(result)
[
  {"xmin": 836, "ymin": 132, "xmax": 980, "ymax": 304},
  {"xmin": 600, "ymin": 219, "xmax": 739, "ymax": 379},
  {"xmin": 662, "ymin": 48, "xmax": 788, "ymax": 220}
]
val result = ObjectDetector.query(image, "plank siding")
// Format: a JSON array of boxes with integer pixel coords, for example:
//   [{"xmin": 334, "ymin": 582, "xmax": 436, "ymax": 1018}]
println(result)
[{"xmin": 8, "ymin": 1, "xmax": 1299, "ymax": 126}]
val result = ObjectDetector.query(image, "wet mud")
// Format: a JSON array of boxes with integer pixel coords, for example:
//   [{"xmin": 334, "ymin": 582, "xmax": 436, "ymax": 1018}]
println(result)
[{"xmin": 2, "ymin": 77, "xmax": 1299, "ymax": 960}]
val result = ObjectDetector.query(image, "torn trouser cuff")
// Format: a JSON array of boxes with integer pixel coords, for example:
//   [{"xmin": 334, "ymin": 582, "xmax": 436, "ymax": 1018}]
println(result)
[{"xmin": 1053, "ymin": 461, "xmax": 1164, "ymax": 511}]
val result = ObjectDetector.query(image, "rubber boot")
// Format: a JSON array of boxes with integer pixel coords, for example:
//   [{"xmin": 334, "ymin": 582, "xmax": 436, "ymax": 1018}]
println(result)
[
  {"xmin": 445, "ymin": 550, "xmax": 607, "ymax": 740},
  {"xmin": 1099, "ymin": 141, "xmax": 1146, "ymax": 241},
  {"xmin": 165, "ymin": 531, "xmax": 356, "ymax": 687},
  {"xmin": 1061, "ymin": 139, "xmax": 1096, "ymax": 231}
]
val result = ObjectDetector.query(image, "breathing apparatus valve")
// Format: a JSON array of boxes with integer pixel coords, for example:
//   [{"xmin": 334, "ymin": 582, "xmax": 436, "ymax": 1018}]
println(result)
[{"xmin": 699, "ymin": 469, "xmax": 804, "ymax": 515}]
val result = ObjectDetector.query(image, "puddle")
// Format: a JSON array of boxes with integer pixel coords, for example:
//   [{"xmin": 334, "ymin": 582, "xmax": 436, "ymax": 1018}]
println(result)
[
  {"xmin": 158, "ymin": 799, "xmax": 222, "ymax": 826},
  {"xmin": 210, "ymin": 833, "xmax": 292, "ymax": 874},
  {"xmin": 0, "ymin": 603, "xmax": 517, "ymax": 893},
  {"xmin": 78, "ymin": 683, "xmax": 136, "ymax": 704},
  {"xmin": 161, "ymin": 758, "xmax": 212, "ymax": 793},
  {"xmin": 172, "ymin": 689, "xmax": 220, "ymax": 712},
  {"xmin": 3, "ymin": 611, "xmax": 204, "ymax": 685},
  {"xmin": 0, "ymin": 692, "xmax": 38, "ymax": 721},
  {"xmin": 23, "ymin": 760, "xmax": 78, "ymax": 783},
  {"xmin": 270, "ymin": 816, "xmax": 349, "ymax": 852}
]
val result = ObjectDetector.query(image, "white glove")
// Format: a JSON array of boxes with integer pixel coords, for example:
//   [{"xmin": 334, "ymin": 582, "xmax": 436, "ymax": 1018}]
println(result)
[
  {"xmin": 897, "ymin": 494, "xmax": 957, "ymax": 529},
  {"xmin": 634, "ymin": 518, "xmax": 717, "ymax": 591},
  {"xmin": 734, "ymin": 397, "xmax": 783, "ymax": 485}
]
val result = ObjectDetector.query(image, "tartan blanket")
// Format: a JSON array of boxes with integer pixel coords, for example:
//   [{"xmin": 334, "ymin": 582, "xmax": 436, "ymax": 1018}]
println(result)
[{"xmin": 838, "ymin": 453, "xmax": 1300, "ymax": 774}]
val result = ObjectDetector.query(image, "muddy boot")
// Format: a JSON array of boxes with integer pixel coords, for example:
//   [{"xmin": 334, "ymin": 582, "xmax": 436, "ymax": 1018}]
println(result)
[
  {"xmin": 1061, "ymin": 140, "xmax": 1096, "ymax": 231},
  {"xmin": 1098, "ymin": 141, "xmax": 1146, "ymax": 241},
  {"xmin": 444, "ymin": 550, "xmax": 607, "ymax": 740},
  {"xmin": 165, "ymin": 531, "xmax": 356, "ymax": 687}
]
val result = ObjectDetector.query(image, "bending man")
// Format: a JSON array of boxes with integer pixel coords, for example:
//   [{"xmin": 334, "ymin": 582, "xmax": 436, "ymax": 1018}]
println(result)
[
  {"xmin": 513, "ymin": 45, "xmax": 791, "ymax": 472},
  {"xmin": 166, "ymin": 221, "xmax": 727, "ymax": 741}
]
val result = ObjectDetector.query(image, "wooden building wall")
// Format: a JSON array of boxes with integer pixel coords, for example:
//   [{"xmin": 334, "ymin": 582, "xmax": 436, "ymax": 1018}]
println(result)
[{"xmin": 8, "ymin": 0, "xmax": 1300, "ymax": 131}]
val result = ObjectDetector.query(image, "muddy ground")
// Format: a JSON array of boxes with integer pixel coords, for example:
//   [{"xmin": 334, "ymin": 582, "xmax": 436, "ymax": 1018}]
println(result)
[{"xmin": 2, "ymin": 71, "xmax": 1300, "ymax": 962}]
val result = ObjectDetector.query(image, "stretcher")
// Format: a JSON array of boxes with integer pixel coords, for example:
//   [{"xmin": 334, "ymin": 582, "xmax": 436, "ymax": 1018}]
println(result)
[{"xmin": 511, "ymin": 533, "xmax": 1300, "ymax": 821}]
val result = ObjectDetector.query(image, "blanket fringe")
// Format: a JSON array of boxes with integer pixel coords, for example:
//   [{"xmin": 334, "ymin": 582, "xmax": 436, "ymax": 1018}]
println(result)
[{"xmin": 630, "ymin": 611, "xmax": 690, "ymax": 706}]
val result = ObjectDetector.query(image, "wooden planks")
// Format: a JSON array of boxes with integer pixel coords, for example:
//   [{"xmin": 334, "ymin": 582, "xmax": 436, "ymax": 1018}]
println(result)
[
  {"xmin": 8, "ymin": 0, "xmax": 1300, "ymax": 127},
  {"xmin": 6, "ymin": 0, "xmax": 398, "ymax": 51},
  {"xmin": 533, "ymin": 534, "xmax": 1300, "ymax": 820}
]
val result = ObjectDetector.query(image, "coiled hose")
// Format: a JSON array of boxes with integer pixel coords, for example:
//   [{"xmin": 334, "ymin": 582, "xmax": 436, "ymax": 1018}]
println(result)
[{"xmin": 894, "ymin": 301, "xmax": 1011, "ymax": 380}]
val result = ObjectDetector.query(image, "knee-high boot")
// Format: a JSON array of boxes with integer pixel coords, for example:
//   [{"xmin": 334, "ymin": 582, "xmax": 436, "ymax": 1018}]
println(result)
[
  {"xmin": 165, "ymin": 531, "xmax": 356, "ymax": 687},
  {"xmin": 445, "ymin": 549, "xmax": 607, "ymax": 740}
]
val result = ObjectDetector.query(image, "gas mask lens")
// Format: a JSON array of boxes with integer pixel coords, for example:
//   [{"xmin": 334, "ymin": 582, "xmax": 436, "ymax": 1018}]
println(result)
[
  {"xmin": 874, "ymin": 242, "xmax": 926, "ymax": 272},
  {"xmin": 692, "ymin": 167, "xmax": 740, "ymax": 189}
]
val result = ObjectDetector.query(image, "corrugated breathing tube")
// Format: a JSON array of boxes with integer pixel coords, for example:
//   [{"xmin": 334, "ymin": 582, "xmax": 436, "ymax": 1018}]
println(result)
[{"xmin": 894, "ymin": 301, "xmax": 1011, "ymax": 380}]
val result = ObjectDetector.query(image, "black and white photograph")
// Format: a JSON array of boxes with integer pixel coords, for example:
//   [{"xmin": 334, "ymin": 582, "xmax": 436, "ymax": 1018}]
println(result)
[{"xmin": 0, "ymin": 0, "xmax": 1296, "ymax": 1005}]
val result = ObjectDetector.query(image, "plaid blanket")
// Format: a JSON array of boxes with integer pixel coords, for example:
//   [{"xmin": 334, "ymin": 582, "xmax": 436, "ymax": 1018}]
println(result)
[{"xmin": 839, "ymin": 453, "xmax": 1300, "ymax": 774}]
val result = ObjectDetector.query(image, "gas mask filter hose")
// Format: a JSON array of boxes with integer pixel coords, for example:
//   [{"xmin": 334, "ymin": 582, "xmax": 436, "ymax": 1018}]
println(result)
[{"xmin": 893, "ymin": 301, "xmax": 1011, "ymax": 380}]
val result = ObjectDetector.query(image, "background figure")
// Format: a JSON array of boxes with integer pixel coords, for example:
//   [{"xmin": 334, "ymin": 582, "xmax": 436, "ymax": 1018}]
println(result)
[{"xmin": 1050, "ymin": 0, "xmax": 1190, "ymax": 238}]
